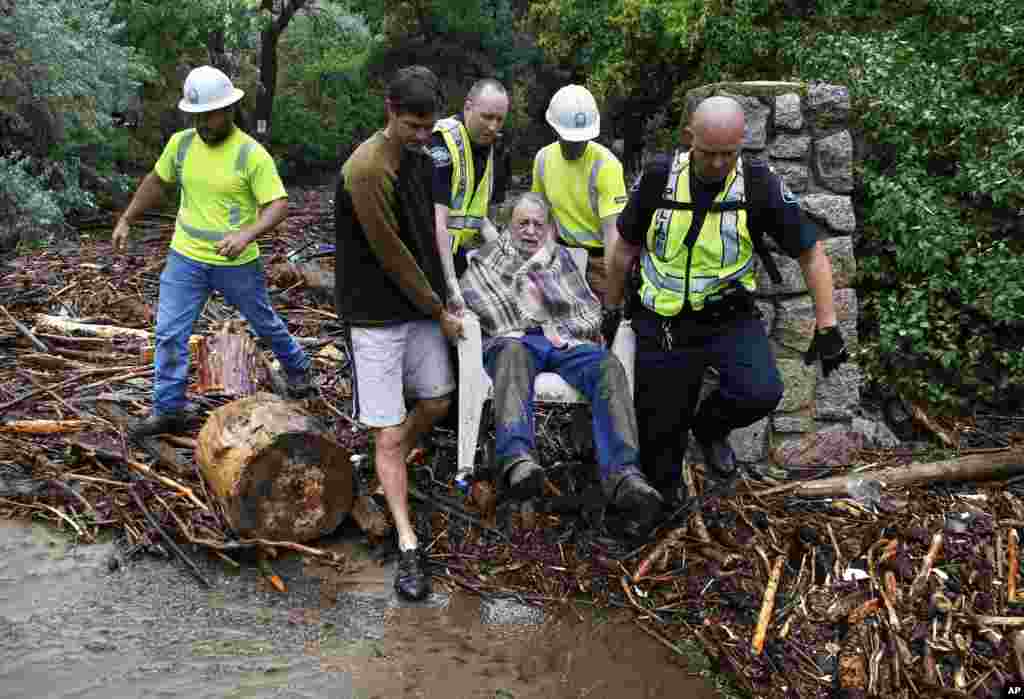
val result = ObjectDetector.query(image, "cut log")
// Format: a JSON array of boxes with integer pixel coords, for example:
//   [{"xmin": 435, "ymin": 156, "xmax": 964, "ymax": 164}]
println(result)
[
  {"xmin": 194, "ymin": 323, "xmax": 266, "ymax": 396},
  {"xmin": 34, "ymin": 314, "xmax": 152, "ymax": 341},
  {"xmin": 195, "ymin": 392, "xmax": 352, "ymax": 542},
  {"xmin": 756, "ymin": 447, "xmax": 1024, "ymax": 498}
]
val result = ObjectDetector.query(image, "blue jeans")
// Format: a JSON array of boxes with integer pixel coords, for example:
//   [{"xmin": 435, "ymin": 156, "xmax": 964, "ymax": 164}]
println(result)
[
  {"xmin": 154, "ymin": 250, "xmax": 309, "ymax": 415},
  {"xmin": 483, "ymin": 332, "xmax": 642, "ymax": 492}
]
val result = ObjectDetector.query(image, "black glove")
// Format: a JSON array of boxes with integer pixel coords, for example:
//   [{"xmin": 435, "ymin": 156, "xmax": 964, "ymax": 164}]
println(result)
[
  {"xmin": 804, "ymin": 325, "xmax": 849, "ymax": 378},
  {"xmin": 601, "ymin": 306, "xmax": 623, "ymax": 348}
]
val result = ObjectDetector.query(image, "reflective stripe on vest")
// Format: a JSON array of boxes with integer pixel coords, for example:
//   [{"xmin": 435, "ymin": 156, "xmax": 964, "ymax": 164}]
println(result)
[
  {"xmin": 639, "ymin": 150, "xmax": 755, "ymax": 316},
  {"xmin": 173, "ymin": 130, "xmax": 257, "ymax": 245},
  {"xmin": 434, "ymin": 117, "xmax": 493, "ymax": 252},
  {"xmin": 536, "ymin": 148, "xmax": 604, "ymax": 249}
]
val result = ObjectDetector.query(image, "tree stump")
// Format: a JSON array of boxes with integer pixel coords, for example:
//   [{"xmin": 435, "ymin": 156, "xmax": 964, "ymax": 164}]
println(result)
[
  {"xmin": 196, "ymin": 392, "xmax": 352, "ymax": 542},
  {"xmin": 194, "ymin": 321, "xmax": 266, "ymax": 396}
]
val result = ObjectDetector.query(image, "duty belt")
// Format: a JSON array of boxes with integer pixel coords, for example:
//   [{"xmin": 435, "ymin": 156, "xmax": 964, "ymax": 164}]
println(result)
[{"xmin": 656, "ymin": 287, "xmax": 757, "ymax": 351}]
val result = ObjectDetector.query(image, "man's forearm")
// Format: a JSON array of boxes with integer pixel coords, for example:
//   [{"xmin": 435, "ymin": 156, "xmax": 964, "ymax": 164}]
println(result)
[
  {"xmin": 119, "ymin": 172, "xmax": 167, "ymax": 225},
  {"xmin": 799, "ymin": 241, "xmax": 837, "ymax": 327},
  {"xmin": 243, "ymin": 198, "xmax": 288, "ymax": 242},
  {"xmin": 434, "ymin": 204, "xmax": 460, "ymax": 289}
]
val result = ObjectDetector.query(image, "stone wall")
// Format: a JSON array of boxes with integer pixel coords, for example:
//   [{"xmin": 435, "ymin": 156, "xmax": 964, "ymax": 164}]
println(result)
[{"xmin": 680, "ymin": 81, "xmax": 885, "ymax": 473}]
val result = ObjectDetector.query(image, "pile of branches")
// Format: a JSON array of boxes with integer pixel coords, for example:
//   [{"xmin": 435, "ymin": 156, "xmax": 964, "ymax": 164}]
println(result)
[
  {"xmin": 0, "ymin": 191, "xmax": 353, "ymax": 579},
  {"xmin": 3, "ymin": 188, "xmax": 1024, "ymax": 698}
]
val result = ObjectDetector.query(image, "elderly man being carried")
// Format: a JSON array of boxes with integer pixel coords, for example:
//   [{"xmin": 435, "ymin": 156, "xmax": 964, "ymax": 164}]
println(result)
[{"xmin": 460, "ymin": 192, "xmax": 663, "ymax": 538}]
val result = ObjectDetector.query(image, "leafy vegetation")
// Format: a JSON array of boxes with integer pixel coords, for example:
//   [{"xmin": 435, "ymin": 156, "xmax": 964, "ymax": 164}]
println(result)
[{"xmin": 3, "ymin": 0, "xmax": 1022, "ymax": 415}]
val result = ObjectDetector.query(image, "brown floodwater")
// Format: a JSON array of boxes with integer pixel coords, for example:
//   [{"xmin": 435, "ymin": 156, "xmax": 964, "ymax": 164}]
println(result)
[{"xmin": 0, "ymin": 519, "xmax": 723, "ymax": 698}]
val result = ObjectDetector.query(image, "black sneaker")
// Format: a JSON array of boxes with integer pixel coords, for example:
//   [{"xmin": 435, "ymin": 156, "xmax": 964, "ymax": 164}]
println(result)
[
  {"xmin": 129, "ymin": 411, "xmax": 188, "ymax": 441},
  {"xmin": 697, "ymin": 436, "xmax": 737, "ymax": 479},
  {"xmin": 394, "ymin": 547, "xmax": 430, "ymax": 601}
]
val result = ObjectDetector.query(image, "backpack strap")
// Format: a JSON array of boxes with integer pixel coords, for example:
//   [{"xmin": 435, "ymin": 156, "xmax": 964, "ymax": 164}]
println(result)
[{"xmin": 741, "ymin": 158, "xmax": 783, "ymax": 284}]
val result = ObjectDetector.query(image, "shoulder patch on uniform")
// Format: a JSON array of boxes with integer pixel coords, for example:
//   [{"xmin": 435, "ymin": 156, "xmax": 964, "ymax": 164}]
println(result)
[{"xmin": 429, "ymin": 145, "xmax": 451, "ymax": 167}]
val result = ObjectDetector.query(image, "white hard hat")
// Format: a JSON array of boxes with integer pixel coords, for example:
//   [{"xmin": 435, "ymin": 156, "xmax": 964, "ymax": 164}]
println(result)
[
  {"xmin": 545, "ymin": 85, "xmax": 600, "ymax": 142},
  {"xmin": 178, "ymin": 66, "xmax": 245, "ymax": 114}
]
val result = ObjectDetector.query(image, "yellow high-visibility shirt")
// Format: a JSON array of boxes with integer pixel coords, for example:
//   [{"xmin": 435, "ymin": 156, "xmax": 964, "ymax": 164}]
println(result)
[
  {"xmin": 154, "ymin": 127, "xmax": 286, "ymax": 265},
  {"xmin": 531, "ymin": 141, "xmax": 627, "ymax": 250}
]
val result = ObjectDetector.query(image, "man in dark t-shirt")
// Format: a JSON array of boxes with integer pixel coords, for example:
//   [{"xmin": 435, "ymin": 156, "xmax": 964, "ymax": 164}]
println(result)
[
  {"xmin": 604, "ymin": 96, "xmax": 849, "ymax": 503},
  {"xmin": 335, "ymin": 66, "xmax": 463, "ymax": 602}
]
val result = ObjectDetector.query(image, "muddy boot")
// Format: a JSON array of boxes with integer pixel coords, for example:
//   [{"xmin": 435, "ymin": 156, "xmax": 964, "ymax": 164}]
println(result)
[
  {"xmin": 285, "ymin": 368, "xmax": 314, "ymax": 399},
  {"xmin": 394, "ymin": 546, "xmax": 430, "ymax": 601},
  {"xmin": 610, "ymin": 473, "xmax": 663, "ymax": 540},
  {"xmin": 129, "ymin": 410, "xmax": 188, "ymax": 441},
  {"xmin": 497, "ymin": 457, "xmax": 545, "ymax": 504},
  {"xmin": 695, "ymin": 434, "xmax": 737, "ymax": 479}
]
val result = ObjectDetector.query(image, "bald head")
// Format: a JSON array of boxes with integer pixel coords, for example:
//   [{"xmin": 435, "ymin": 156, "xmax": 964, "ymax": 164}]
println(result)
[
  {"xmin": 691, "ymin": 96, "xmax": 746, "ymax": 133},
  {"xmin": 685, "ymin": 96, "xmax": 746, "ymax": 183}
]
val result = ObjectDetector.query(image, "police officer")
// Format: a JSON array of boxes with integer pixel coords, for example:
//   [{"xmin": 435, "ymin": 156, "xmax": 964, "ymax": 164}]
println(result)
[
  {"xmin": 430, "ymin": 78, "xmax": 510, "ymax": 312},
  {"xmin": 604, "ymin": 95, "xmax": 849, "ymax": 501}
]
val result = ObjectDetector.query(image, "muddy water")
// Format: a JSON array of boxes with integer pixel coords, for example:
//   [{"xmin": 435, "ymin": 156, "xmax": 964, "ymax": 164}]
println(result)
[{"xmin": 0, "ymin": 520, "xmax": 721, "ymax": 698}]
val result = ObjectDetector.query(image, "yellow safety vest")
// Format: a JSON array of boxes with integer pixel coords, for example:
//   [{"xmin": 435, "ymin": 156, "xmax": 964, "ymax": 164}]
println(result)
[
  {"xmin": 639, "ymin": 150, "xmax": 757, "ymax": 316},
  {"xmin": 433, "ymin": 117, "xmax": 494, "ymax": 253},
  {"xmin": 534, "ymin": 143, "xmax": 609, "ymax": 250}
]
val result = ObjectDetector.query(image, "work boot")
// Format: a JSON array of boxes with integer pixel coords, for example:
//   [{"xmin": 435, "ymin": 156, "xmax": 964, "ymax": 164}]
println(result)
[
  {"xmin": 285, "ymin": 368, "xmax": 314, "ymax": 399},
  {"xmin": 498, "ymin": 457, "xmax": 545, "ymax": 503},
  {"xmin": 696, "ymin": 434, "xmax": 737, "ymax": 479},
  {"xmin": 611, "ymin": 473, "xmax": 663, "ymax": 539},
  {"xmin": 129, "ymin": 410, "xmax": 188, "ymax": 441},
  {"xmin": 394, "ymin": 547, "xmax": 430, "ymax": 601}
]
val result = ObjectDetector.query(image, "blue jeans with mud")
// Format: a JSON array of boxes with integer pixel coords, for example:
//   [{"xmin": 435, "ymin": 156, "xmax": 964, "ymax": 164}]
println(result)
[
  {"xmin": 153, "ymin": 250, "xmax": 309, "ymax": 415},
  {"xmin": 483, "ymin": 332, "xmax": 642, "ymax": 495}
]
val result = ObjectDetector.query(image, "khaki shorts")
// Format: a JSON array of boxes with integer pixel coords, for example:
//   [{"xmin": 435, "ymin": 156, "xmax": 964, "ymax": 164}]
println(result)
[{"xmin": 349, "ymin": 320, "xmax": 455, "ymax": 428}]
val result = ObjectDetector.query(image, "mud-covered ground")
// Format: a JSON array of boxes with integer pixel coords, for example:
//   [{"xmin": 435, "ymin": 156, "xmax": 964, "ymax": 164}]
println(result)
[{"xmin": 0, "ymin": 518, "xmax": 722, "ymax": 699}]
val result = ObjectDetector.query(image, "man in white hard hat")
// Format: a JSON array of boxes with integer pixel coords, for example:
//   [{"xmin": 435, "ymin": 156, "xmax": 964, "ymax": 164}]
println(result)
[
  {"xmin": 531, "ymin": 84, "xmax": 628, "ymax": 305},
  {"xmin": 429, "ymin": 78, "xmax": 510, "ymax": 312},
  {"xmin": 112, "ymin": 65, "xmax": 312, "ymax": 438}
]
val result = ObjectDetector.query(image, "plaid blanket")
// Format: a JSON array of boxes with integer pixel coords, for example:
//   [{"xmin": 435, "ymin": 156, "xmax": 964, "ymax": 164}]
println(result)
[{"xmin": 459, "ymin": 232, "xmax": 602, "ymax": 347}]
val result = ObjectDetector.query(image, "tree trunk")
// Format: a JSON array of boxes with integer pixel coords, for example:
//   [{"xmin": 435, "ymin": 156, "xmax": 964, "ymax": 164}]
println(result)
[
  {"xmin": 760, "ymin": 447, "xmax": 1024, "ymax": 498},
  {"xmin": 256, "ymin": 0, "xmax": 308, "ymax": 141},
  {"xmin": 196, "ymin": 392, "xmax": 353, "ymax": 542},
  {"xmin": 256, "ymin": 1, "xmax": 278, "ymax": 141}
]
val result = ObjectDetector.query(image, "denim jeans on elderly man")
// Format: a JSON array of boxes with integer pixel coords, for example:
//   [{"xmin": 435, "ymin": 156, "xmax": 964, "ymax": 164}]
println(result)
[
  {"xmin": 153, "ymin": 249, "xmax": 309, "ymax": 415},
  {"xmin": 482, "ymin": 330, "xmax": 644, "ymax": 498}
]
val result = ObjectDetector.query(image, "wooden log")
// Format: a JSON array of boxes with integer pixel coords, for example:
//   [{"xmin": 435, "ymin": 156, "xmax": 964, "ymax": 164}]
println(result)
[
  {"xmin": 195, "ymin": 392, "xmax": 352, "ymax": 542},
  {"xmin": 910, "ymin": 532, "xmax": 943, "ymax": 600},
  {"xmin": 33, "ymin": 314, "xmax": 152, "ymax": 340},
  {"xmin": 751, "ymin": 555, "xmax": 785, "ymax": 655},
  {"xmin": 1010, "ymin": 528, "xmax": 1020, "ymax": 604},
  {"xmin": 194, "ymin": 324, "xmax": 266, "ymax": 396},
  {"xmin": 0, "ymin": 419, "xmax": 91, "ymax": 434},
  {"xmin": 756, "ymin": 447, "xmax": 1024, "ymax": 498},
  {"xmin": 1011, "ymin": 630, "xmax": 1024, "ymax": 682},
  {"xmin": 267, "ymin": 259, "xmax": 334, "ymax": 293}
]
